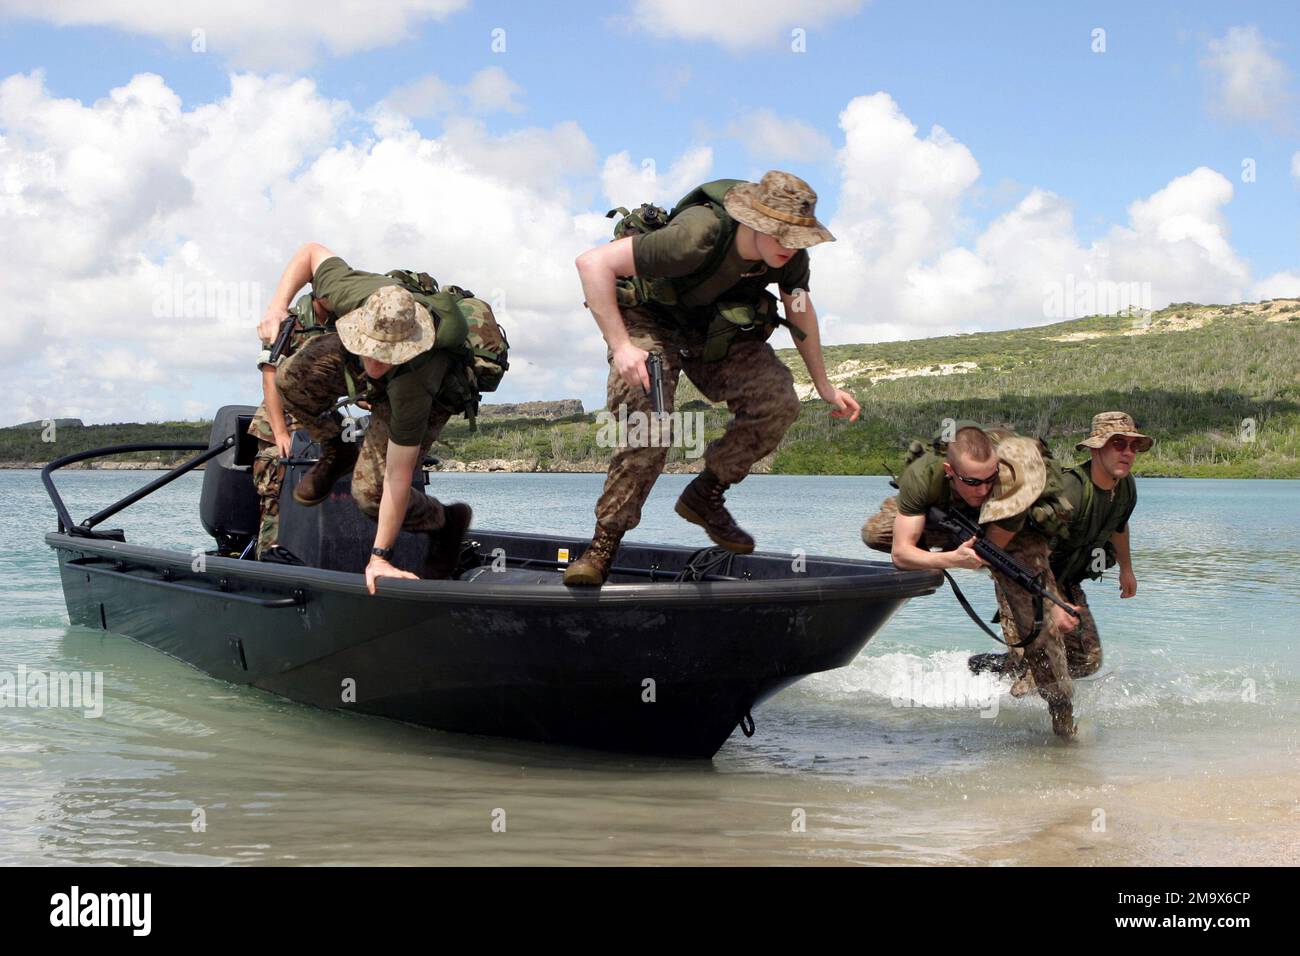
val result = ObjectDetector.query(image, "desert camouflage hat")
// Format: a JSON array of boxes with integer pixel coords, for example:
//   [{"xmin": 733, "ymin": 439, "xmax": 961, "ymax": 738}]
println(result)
[
  {"xmin": 1075, "ymin": 411, "xmax": 1153, "ymax": 452},
  {"xmin": 980, "ymin": 436, "xmax": 1048, "ymax": 524},
  {"xmin": 723, "ymin": 170, "xmax": 835, "ymax": 249},
  {"xmin": 336, "ymin": 285, "xmax": 436, "ymax": 365}
]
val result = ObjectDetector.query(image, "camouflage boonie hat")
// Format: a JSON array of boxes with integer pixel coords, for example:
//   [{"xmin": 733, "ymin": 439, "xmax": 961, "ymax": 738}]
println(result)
[
  {"xmin": 980, "ymin": 436, "xmax": 1047, "ymax": 524},
  {"xmin": 723, "ymin": 170, "xmax": 835, "ymax": 249},
  {"xmin": 1075, "ymin": 411, "xmax": 1153, "ymax": 452},
  {"xmin": 336, "ymin": 285, "xmax": 436, "ymax": 365}
]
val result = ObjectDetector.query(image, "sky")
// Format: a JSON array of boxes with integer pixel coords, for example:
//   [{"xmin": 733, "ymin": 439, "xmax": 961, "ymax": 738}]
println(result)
[{"xmin": 1, "ymin": 0, "xmax": 1297, "ymax": 425}]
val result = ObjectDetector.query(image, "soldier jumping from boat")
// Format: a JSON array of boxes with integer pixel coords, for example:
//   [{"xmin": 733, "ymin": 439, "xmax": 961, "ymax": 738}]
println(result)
[{"xmin": 565, "ymin": 171, "xmax": 861, "ymax": 586}]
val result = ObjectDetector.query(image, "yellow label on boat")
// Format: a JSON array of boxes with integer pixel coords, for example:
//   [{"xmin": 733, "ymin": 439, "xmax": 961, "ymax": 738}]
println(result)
[{"xmin": 557, "ymin": 548, "xmax": 570, "ymax": 563}]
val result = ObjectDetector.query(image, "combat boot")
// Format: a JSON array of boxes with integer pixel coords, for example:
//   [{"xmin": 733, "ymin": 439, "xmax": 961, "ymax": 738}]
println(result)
[
  {"xmin": 563, "ymin": 525, "xmax": 624, "ymax": 587},
  {"xmin": 424, "ymin": 503, "xmax": 473, "ymax": 580},
  {"xmin": 293, "ymin": 437, "xmax": 360, "ymax": 506},
  {"xmin": 674, "ymin": 468, "xmax": 754, "ymax": 554}
]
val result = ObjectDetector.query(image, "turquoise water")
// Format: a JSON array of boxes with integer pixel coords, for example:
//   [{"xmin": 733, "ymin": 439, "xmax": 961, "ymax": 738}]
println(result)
[{"xmin": 2, "ymin": 470, "xmax": 1297, "ymax": 865}]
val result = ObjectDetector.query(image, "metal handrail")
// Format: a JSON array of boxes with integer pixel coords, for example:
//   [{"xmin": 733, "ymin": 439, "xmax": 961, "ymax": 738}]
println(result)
[{"xmin": 41, "ymin": 439, "xmax": 230, "ymax": 535}]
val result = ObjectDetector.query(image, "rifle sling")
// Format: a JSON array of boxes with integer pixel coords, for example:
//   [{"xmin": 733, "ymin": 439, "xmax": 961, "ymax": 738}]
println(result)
[{"xmin": 941, "ymin": 570, "xmax": 1043, "ymax": 649}]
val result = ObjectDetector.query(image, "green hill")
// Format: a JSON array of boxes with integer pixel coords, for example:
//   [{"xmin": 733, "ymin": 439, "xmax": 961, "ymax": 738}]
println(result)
[{"xmin": 7, "ymin": 298, "xmax": 1299, "ymax": 477}]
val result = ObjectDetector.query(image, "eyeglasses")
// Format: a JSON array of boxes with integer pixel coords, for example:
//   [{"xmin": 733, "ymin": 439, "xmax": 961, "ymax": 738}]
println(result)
[
  {"xmin": 1106, "ymin": 436, "xmax": 1144, "ymax": 453},
  {"xmin": 951, "ymin": 469, "xmax": 998, "ymax": 488}
]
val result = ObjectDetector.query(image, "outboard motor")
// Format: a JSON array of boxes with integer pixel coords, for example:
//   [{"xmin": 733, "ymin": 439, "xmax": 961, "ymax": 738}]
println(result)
[{"xmin": 199, "ymin": 404, "xmax": 261, "ymax": 555}]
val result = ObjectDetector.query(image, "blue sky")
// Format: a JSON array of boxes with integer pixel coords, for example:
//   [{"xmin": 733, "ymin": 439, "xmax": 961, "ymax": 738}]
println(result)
[{"xmin": 1, "ymin": 1, "xmax": 1297, "ymax": 423}]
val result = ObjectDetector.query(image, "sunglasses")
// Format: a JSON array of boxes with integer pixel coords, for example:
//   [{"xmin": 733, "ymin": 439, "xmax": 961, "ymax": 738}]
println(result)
[
  {"xmin": 1106, "ymin": 436, "xmax": 1145, "ymax": 453},
  {"xmin": 950, "ymin": 468, "xmax": 998, "ymax": 488}
]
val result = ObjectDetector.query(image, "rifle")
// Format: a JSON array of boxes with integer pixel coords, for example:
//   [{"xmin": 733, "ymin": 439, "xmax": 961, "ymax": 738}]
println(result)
[
  {"xmin": 926, "ymin": 506, "xmax": 1079, "ymax": 648},
  {"xmin": 645, "ymin": 352, "xmax": 666, "ymax": 415}
]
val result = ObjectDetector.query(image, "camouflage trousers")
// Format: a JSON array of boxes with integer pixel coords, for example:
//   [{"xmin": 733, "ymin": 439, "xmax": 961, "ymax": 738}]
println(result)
[
  {"xmin": 594, "ymin": 308, "xmax": 802, "ymax": 533},
  {"xmin": 861, "ymin": 495, "xmax": 954, "ymax": 553},
  {"xmin": 993, "ymin": 532, "xmax": 1103, "ymax": 720},
  {"xmin": 276, "ymin": 333, "xmax": 451, "ymax": 532},
  {"xmin": 246, "ymin": 403, "xmax": 296, "ymax": 557}
]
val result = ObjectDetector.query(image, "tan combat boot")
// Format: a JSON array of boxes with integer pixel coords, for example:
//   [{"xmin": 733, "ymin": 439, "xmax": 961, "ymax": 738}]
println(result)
[
  {"xmin": 563, "ymin": 525, "xmax": 624, "ymax": 587},
  {"xmin": 293, "ymin": 437, "xmax": 360, "ymax": 506},
  {"xmin": 674, "ymin": 468, "xmax": 755, "ymax": 554}
]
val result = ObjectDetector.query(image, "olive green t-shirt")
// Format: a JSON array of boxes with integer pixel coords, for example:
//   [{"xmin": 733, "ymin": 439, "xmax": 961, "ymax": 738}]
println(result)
[
  {"xmin": 1058, "ymin": 463, "xmax": 1137, "ymax": 537},
  {"xmin": 631, "ymin": 206, "xmax": 811, "ymax": 309},
  {"xmin": 896, "ymin": 451, "xmax": 1027, "ymax": 533},
  {"xmin": 312, "ymin": 256, "xmax": 467, "ymax": 448}
]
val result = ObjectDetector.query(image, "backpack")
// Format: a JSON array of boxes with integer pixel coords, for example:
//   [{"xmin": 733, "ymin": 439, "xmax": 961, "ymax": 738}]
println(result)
[{"xmin": 383, "ymin": 270, "xmax": 511, "ymax": 423}]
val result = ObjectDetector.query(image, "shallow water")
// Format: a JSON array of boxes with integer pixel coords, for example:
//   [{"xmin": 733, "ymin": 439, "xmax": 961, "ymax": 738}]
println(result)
[{"xmin": 2, "ymin": 470, "xmax": 1297, "ymax": 865}]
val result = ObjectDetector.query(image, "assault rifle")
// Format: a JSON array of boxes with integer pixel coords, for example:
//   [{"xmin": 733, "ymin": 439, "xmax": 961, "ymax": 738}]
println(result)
[{"xmin": 926, "ymin": 506, "xmax": 1079, "ymax": 647}]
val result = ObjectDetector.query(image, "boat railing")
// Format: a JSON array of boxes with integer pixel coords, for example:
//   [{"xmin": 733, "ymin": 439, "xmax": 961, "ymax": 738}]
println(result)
[{"xmin": 41, "ymin": 437, "xmax": 233, "ymax": 539}]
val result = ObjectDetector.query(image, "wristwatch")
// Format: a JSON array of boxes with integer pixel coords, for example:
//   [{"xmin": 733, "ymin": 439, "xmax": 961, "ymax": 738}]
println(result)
[{"xmin": 371, "ymin": 546, "xmax": 394, "ymax": 560}]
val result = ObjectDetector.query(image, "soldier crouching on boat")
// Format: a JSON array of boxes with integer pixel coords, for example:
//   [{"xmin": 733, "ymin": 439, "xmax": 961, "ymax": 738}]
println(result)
[
  {"xmin": 565, "ymin": 171, "xmax": 860, "ymax": 586},
  {"xmin": 257, "ymin": 243, "xmax": 480, "ymax": 592},
  {"xmin": 863, "ymin": 425, "xmax": 1085, "ymax": 737}
]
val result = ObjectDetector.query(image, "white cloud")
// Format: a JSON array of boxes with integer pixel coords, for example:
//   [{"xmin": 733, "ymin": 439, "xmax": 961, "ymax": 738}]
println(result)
[
  {"xmin": 2, "ymin": 73, "xmax": 1287, "ymax": 427},
  {"xmin": 383, "ymin": 66, "xmax": 525, "ymax": 119},
  {"xmin": 1200, "ymin": 25, "xmax": 1295, "ymax": 128},
  {"xmin": 724, "ymin": 108, "xmax": 833, "ymax": 163},
  {"xmin": 1, "ymin": 69, "xmax": 613, "ymax": 425},
  {"xmin": 600, "ymin": 145, "xmax": 714, "ymax": 209},
  {"xmin": 0, "ymin": 0, "xmax": 468, "ymax": 69},
  {"xmin": 625, "ymin": 0, "xmax": 864, "ymax": 51},
  {"xmin": 811, "ymin": 93, "xmax": 1253, "ymax": 344},
  {"xmin": 1253, "ymin": 271, "xmax": 1300, "ymax": 300}
]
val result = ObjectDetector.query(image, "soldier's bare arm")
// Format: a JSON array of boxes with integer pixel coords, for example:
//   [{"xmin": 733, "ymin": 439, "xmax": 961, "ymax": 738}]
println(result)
[
  {"xmin": 364, "ymin": 440, "xmax": 422, "ymax": 594},
  {"xmin": 1112, "ymin": 527, "xmax": 1136, "ymax": 597},
  {"xmin": 780, "ymin": 291, "xmax": 859, "ymax": 422},
  {"xmin": 258, "ymin": 242, "xmax": 337, "ymax": 343},
  {"xmin": 575, "ymin": 237, "xmax": 649, "ymax": 392},
  {"xmin": 890, "ymin": 513, "xmax": 985, "ymax": 571},
  {"xmin": 260, "ymin": 366, "xmax": 292, "ymax": 459}
]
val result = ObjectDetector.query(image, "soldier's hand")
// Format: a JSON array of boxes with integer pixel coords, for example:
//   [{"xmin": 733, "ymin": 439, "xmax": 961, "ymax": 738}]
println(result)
[
  {"xmin": 824, "ymin": 387, "xmax": 860, "ymax": 422},
  {"xmin": 948, "ymin": 536, "xmax": 987, "ymax": 570},
  {"xmin": 258, "ymin": 302, "xmax": 290, "ymax": 344},
  {"xmin": 1052, "ymin": 602, "xmax": 1082, "ymax": 634},
  {"xmin": 274, "ymin": 432, "xmax": 293, "ymax": 460},
  {"xmin": 1119, "ymin": 568, "xmax": 1137, "ymax": 598},
  {"xmin": 365, "ymin": 556, "xmax": 419, "ymax": 595},
  {"xmin": 613, "ymin": 343, "xmax": 651, "ymax": 394}
]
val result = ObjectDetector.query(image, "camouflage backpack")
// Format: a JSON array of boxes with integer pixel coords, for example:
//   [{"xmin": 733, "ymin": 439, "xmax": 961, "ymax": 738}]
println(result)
[{"xmin": 383, "ymin": 269, "xmax": 510, "ymax": 393}]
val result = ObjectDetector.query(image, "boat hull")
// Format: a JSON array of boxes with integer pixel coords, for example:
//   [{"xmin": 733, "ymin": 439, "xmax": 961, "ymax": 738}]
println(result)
[{"xmin": 50, "ymin": 531, "xmax": 940, "ymax": 757}]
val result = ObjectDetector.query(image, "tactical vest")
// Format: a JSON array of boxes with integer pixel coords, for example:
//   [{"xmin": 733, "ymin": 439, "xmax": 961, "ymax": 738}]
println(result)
[
  {"xmin": 607, "ymin": 179, "xmax": 805, "ymax": 361},
  {"xmin": 1046, "ymin": 461, "xmax": 1136, "ymax": 586}
]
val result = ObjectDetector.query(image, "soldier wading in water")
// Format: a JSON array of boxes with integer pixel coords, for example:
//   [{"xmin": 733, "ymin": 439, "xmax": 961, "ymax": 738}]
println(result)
[{"xmin": 565, "ymin": 171, "xmax": 860, "ymax": 586}]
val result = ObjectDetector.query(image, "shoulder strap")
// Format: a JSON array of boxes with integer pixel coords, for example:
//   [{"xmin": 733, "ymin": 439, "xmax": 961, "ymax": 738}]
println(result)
[{"xmin": 667, "ymin": 179, "xmax": 745, "ymax": 299}]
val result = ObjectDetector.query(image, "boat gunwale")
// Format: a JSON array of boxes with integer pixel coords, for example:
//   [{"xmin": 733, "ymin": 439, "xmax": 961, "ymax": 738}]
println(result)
[{"xmin": 46, "ymin": 530, "xmax": 944, "ymax": 608}]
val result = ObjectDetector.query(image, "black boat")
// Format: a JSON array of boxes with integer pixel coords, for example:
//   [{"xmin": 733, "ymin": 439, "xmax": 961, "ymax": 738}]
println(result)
[{"xmin": 42, "ymin": 406, "xmax": 941, "ymax": 758}]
